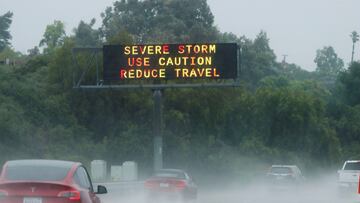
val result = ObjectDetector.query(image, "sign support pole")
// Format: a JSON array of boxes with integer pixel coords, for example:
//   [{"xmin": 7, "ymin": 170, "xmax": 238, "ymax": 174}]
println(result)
[
  {"xmin": 72, "ymin": 44, "xmax": 241, "ymax": 173},
  {"xmin": 153, "ymin": 89, "xmax": 163, "ymax": 171}
]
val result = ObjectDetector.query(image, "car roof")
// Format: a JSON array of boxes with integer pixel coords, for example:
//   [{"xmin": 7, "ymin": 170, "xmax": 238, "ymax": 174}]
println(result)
[
  {"xmin": 155, "ymin": 169, "xmax": 186, "ymax": 173},
  {"xmin": 345, "ymin": 160, "xmax": 360, "ymax": 163},
  {"xmin": 271, "ymin": 165, "xmax": 298, "ymax": 168},
  {"xmin": 5, "ymin": 160, "xmax": 80, "ymax": 169}
]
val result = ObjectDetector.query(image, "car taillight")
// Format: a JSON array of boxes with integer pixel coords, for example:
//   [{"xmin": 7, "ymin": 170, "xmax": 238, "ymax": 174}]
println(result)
[
  {"xmin": 0, "ymin": 189, "xmax": 8, "ymax": 197},
  {"xmin": 174, "ymin": 180, "xmax": 186, "ymax": 189},
  {"xmin": 358, "ymin": 175, "xmax": 360, "ymax": 194},
  {"xmin": 58, "ymin": 190, "xmax": 81, "ymax": 201}
]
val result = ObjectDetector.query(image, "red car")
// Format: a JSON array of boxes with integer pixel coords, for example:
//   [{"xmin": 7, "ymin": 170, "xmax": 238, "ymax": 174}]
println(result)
[
  {"xmin": 0, "ymin": 160, "xmax": 107, "ymax": 203},
  {"xmin": 144, "ymin": 169, "xmax": 197, "ymax": 202}
]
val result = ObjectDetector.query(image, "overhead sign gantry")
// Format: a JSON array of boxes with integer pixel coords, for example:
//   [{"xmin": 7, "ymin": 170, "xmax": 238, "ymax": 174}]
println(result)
[{"xmin": 73, "ymin": 43, "xmax": 240, "ymax": 171}]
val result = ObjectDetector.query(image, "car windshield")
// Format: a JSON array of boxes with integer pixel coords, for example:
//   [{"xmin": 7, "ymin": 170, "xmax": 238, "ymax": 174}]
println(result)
[
  {"xmin": 344, "ymin": 162, "xmax": 360, "ymax": 170},
  {"xmin": 154, "ymin": 170, "xmax": 185, "ymax": 179},
  {"xmin": 270, "ymin": 167, "xmax": 292, "ymax": 174},
  {"xmin": 6, "ymin": 165, "xmax": 70, "ymax": 181}
]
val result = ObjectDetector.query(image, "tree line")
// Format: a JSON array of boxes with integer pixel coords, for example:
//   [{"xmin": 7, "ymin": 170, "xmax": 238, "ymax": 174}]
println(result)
[{"xmin": 1, "ymin": 0, "xmax": 360, "ymax": 181}]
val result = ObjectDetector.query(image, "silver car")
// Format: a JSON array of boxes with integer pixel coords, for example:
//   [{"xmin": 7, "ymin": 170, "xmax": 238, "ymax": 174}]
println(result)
[{"xmin": 266, "ymin": 165, "xmax": 304, "ymax": 189}]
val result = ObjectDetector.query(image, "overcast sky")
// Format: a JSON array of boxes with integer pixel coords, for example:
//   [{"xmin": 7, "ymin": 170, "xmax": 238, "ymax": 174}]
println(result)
[{"xmin": 1, "ymin": 0, "xmax": 360, "ymax": 70}]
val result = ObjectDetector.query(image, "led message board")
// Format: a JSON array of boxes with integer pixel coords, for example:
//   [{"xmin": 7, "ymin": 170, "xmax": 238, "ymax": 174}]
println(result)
[{"xmin": 103, "ymin": 43, "xmax": 238, "ymax": 81}]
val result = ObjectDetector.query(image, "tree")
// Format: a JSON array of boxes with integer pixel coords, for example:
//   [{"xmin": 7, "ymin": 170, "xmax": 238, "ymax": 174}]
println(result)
[
  {"xmin": 240, "ymin": 31, "xmax": 279, "ymax": 88},
  {"xmin": 281, "ymin": 63, "xmax": 313, "ymax": 81},
  {"xmin": 350, "ymin": 31, "xmax": 359, "ymax": 63},
  {"xmin": 73, "ymin": 19, "xmax": 101, "ymax": 47},
  {"xmin": 339, "ymin": 62, "xmax": 360, "ymax": 106},
  {"xmin": 218, "ymin": 32, "xmax": 241, "ymax": 43},
  {"xmin": 0, "ymin": 46, "xmax": 22, "ymax": 62},
  {"xmin": 27, "ymin": 46, "xmax": 40, "ymax": 57},
  {"xmin": 39, "ymin": 21, "xmax": 66, "ymax": 54},
  {"xmin": 0, "ymin": 11, "xmax": 13, "ymax": 51},
  {"xmin": 254, "ymin": 83, "xmax": 340, "ymax": 165},
  {"xmin": 314, "ymin": 46, "xmax": 344, "ymax": 76},
  {"xmin": 100, "ymin": 0, "xmax": 217, "ymax": 43}
]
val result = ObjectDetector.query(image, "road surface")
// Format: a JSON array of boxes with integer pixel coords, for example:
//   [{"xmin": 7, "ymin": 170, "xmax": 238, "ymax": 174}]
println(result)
[{"xmin": 96, "ymin": 178, "xmax": 359, "ymax": 203}]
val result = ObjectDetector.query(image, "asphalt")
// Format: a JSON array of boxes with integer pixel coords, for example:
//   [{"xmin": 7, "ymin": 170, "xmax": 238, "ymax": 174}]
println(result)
[{"xmin": 96, "ymin": 178, "xmax": 359, "ymax": 203}]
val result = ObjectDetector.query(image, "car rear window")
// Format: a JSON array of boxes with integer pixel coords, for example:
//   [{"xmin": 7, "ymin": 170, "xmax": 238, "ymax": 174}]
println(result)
[
  {"xmin": 344, "ymin": 162, "xmax": 360, "ymax": 170},
  {"xmin": 270, "ymin": 167, "xmax": 292, "ymax": 174},
  {"xmin": 154, "ymin": 171, "xmax": 185, "ymax": 179},
  {"xmin": 5, "ymin": 165, "xmax": 70, "ymax": 181}
]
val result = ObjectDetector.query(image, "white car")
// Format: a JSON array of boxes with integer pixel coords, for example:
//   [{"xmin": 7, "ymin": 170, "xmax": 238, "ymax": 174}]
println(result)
[{"xmin": 338, "ymin": 160, "xmax": 360, "ymax": 195}]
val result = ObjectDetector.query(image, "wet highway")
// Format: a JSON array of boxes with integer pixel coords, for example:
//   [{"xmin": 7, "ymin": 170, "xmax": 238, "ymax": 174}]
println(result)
[{"xmin": 97, "ymin": 177, "xmax": 358, "ymax": 203}]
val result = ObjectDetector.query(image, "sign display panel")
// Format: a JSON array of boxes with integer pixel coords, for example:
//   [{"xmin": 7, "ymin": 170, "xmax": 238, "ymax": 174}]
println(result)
[{"xmin": 103, "ymin": 43, "xmax": 238, "ymax": 81}]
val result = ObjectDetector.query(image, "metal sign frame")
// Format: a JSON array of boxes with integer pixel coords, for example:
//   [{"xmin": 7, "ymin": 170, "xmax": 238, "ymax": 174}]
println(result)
[{"xmin": 72, "ymin": 45, "xmax": 242, "ymax": 171}]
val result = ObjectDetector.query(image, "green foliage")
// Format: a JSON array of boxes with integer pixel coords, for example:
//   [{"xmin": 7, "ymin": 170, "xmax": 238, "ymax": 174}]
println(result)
[
  {"xmin": 107, "ymin": 29, "xmax": 133, "ymax": 44},
  {"xmin": 101, "ymin": 0, "xmax": 217, "ymax": 43},
  {"xmin": 315, "ymin": 46, "xmax": 344, "ymax": 76},
  {"xmin": 254, "ymin": 84, "xmax": 340, "ymax": 165},
  {"xmin": 0, "ymin": 46, "xmax": 22, "ymax": 61},
  {"xmin": 48, "ymin": 38, "xmax": 76, "ymax": 91},
  {"xmin": 27, "ymin": 46, "xmax": 40, "ymax": 57},
  {"xmin": 240, "ymin": 32, "xmax": 279, "ymax": 88},
  {"xmin": 350, "ymin": 31, "xmax": 359, "ymax": 63},
  {"xmin": 339, "ymin": 62, "xmax": 360, "ymax": 106},
  {"xmin": 73, "ymin": 19, "xmax": 101, "ymax": 47},
  {"xmin": 351, "ymin": 31, "xmax": 359, "ymax": 44},
  {"xmin": 2, "ymin": 0, "xmax": 360, "ymax": 180},
  {"xmin": 40, "ymin": 21, "xmax": 66, "ymax": 54},
  {"xmin": 0, "ymin": 11, "xmax": 13, "ymax": 51},
  {"xmin": 0, "ymin": 63, "xmax": 94, "ymax": 164},
  {"xmin": 218, "ymin": 32, "xmax": 241, "ymax": 43},
  {"xmin": 333, "ymin": 104, "xmax": 360, "ymax": 145},
  {"xmin": 281, "ymin": 63, "xmax": 313, "ymax": 81}
]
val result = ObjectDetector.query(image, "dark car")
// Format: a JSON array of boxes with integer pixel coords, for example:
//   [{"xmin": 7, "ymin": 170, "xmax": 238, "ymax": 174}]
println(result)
[
  {"xmin": 144, "ymin": 169, "xmax": 197, "ymax": 202},
  {"xmin": 0, "ymin": 160, "xmax": 107, "ymax": 203},
  {"xmin": 266, "ymin": 165, "xmax": 304, "ymax": 189}
]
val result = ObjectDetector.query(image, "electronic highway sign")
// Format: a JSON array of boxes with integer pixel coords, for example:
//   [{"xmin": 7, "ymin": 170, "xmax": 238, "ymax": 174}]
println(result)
[{"xmin": 103, "ymin": 43, "xmax": 238, "ymax": 81}]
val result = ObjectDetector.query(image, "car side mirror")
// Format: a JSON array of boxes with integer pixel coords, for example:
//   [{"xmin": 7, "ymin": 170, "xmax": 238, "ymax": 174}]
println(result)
[{"xmin": 96, "ymin": 185, "xmax": 107, "ymax": 194}]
